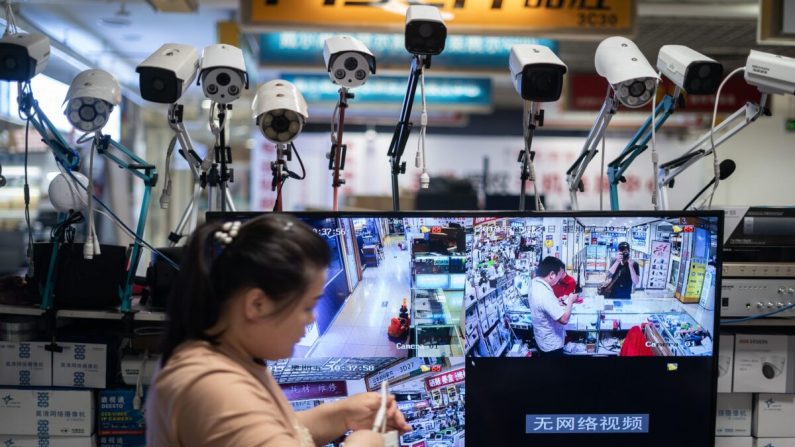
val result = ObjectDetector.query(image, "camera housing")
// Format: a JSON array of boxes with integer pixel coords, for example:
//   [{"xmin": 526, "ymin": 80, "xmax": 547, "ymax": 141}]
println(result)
[
  {"xmin": 595, "ymin": 36, "xmax": 659, "ymax": 108},
  {"xmin": 49, "ymin": 172, "xmax": 89, "ymax": 213},
  {"xmin": 136, "ymin": 43, "xmax": 200, "ymax": 104},
  {"xmin": 198, "ymin": 44, "xmax": 249, "ymax": 104},
  {"xmin": 63, "ymin": 69, "xmax": 122, "ymax": 133},
  {"xmin": 657, "ymin": 45, "xmax": 723, "ymax": 95},
  {"xmin": 252, "ymin": 80, "xmax": 308, "ymax": 144},
  {"xmin": 509, "ymin": 44, "xmax": 567, "ymax": 102},
  {"xmin": 0, "ymin": 32, "xmax": 50, "ymax": 82},
  {"xmin": 745, "ymin": 50, "xmax": 795, "ymax": 95},
  {"xmin": 405, "ymin": 5, "xmax": 447, "ymax": 56},
  {"xmin": 323, "ymin": 35, "xmax": 376, "ymax": 88}
]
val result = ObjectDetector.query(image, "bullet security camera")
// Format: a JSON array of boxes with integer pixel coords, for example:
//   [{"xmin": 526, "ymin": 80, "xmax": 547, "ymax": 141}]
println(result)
[
  {"xmin": 252, "ymin": 80, "xmax": 308, "ymax": 144},
  {"xmin": 136, "ymin": 43, "xmax": 200, "ymax": 104},
  {"xmin": 323, "ymin": 35, "xmax": 376, "ymax": 88},
  {"xmin": 198, "ymin": 44, "xmax": 249, "ymax": 104},
  {"xmin": 404, "ymin": 5, "xmax": 446, "ymax": 56},
  {"xmin": 657, "ymin": 45, "xmax": 723, "ymax": 95},
  {"xmin": 745, "ymin": 50, "xmax": 795, "ymax": 95},
  {"xmin": 64, "ymin": 69, "xmax": 122, "ymax": 133},
  {"xmin": 0, "ymin": 32, "xmax": 50, "ymax": 82},
  {"xmin": 595, "ymin": 36, "xmax": 659, "ymax": 108},
  {"xmin": 509, "ymin": 44, "xmax": 568, "ymax": 102}
]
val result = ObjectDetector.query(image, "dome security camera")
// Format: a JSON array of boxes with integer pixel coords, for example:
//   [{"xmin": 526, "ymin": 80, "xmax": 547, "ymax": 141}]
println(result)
[
  {"xmin": 404, "ymin": 5, "xmax": 447, "ymax": 56},
  {"xmin": 49, "ymin": 172, "xmax": 89, "ymax": 213},
  {"xmin": 509, "ymin": 44, "xmax": 568, "ymax": 102},
  {"xmin": 198, "ymin": 44, "xmax": 249, "ymax": 104},
  {"xmin": 63, "ymin": 69, "xmax": 122, "ymax": 133},
  {"xmin": 252, "ymin": 80, "xmax": 308, "ymax": 144},
  {"xmin": 760, "ymin": 355, "xmax": 786, "ymax": 380},
  {"xmin": 745, "ymin": 49, "xmax": 795, "ymax": 95},
  {"xmin": 323, "ymin": 35, "xmax": 376, "ymax": 89},
  {"xmin": 0, "ymin": 32, "xmax": 49, "ymax": 82},
  {"xmin": 657, "ymin": 45, "xmax": 724, "ymax": 95},
  {"xmin": 594, "ymin": 36, "xmax": 660, "ymax": 108},
  {"xmin": 136, "ymin": 43, "xmax": 200, "ymax": 104}
]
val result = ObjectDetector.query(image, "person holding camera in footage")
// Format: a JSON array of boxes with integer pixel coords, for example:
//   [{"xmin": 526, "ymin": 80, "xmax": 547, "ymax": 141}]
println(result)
[
  {"xmin": 146, "ymin": 214, "xmax": 410, "ymax": 447},
  {"xmin": 606, "ymin": 241, "xmax": 640, "ymax": 299},
  {"xmin": 530, "ymin": 257, "xmax": 579, "ymax": 357}
]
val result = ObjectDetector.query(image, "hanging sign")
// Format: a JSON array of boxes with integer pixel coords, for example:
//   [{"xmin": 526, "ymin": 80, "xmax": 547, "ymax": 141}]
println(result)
[{"xmin": 243, "ymin": 0, "xmax": 635, "ymax": 37}]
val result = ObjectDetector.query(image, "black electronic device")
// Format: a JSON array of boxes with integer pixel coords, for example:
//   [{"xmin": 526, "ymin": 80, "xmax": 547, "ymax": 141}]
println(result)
[{"xmin": 145, "ymin": 246, "xmax": 184, "ymax": 309}]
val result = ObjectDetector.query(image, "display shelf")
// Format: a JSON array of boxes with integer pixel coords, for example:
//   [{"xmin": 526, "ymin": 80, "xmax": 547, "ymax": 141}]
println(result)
[{"xmin": 0, "ymin": 303, "xmax": 166, "ymax": 321}]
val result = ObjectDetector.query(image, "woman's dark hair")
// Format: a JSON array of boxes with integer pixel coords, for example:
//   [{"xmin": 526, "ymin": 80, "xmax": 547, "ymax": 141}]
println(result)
[
  {"xmin": 536, "ymin": 256, "xmax": 564, "ymax": 278},
  {"xmin": 161, "ymin": 214, "xmax": 330, "ymax": 366}
]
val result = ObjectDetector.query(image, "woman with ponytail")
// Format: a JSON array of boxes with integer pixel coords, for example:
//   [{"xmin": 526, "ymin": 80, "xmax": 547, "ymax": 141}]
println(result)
[{"xmin": 146, "ymin": 214, "xmax": 410, "ymax": 446}]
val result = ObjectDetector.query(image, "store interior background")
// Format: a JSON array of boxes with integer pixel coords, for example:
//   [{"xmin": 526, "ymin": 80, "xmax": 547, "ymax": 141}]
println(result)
[{"xmin": 2, "ymin": 0, "xmax": 795, "ymax": 273}]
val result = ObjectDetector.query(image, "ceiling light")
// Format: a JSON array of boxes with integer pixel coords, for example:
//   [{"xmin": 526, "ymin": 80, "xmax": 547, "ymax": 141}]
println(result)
[{"xmin": 145, "ymin": 0, "xmax": 198, "ymax": 12}]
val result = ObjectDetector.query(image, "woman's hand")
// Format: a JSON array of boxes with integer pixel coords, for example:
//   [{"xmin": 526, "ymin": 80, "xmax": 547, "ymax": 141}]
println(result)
[
  {"xmin": 344, "ymin": 429, "xmax": 385, "ymax": 447},
  {"xmin": 338, "ymin": 392, "xmax": 412, "ymax": 434}
]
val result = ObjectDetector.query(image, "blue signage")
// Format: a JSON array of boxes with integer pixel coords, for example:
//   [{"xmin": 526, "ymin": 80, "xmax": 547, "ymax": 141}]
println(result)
[
  {"xmin": 260, "ymin": 32, "xmax": 557, "ymax": 70},
  {"xmin": 281, "ymin": 73, "xmax": 491, "ymax": 109},
  {"xmin": 525, "ymin": 414, "xmax": 650, "ymax": 434}
]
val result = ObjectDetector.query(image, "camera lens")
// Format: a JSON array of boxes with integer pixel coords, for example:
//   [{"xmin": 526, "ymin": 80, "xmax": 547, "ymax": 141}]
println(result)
[
  {"xmin": 354, "ymin": 69, "xmax": 367, "ymax": 81},
  {"xmin": 344, "ymin": 57, "xmax": 358, "ymax": 71},
  {"xmin": 271, "ymin": 115, "xmax": 290, "ymax": 133},
  {"xmin": 628, "ymin": 81, "xmax": 645, "ymax": 97},
  {"xmin": 216, "ymin": 72, "xmax": 231, "ymax": 86},
  {"xmin": 698, "ymin": 64, "xmax": 712, "ymax": 78},
  {"xmin": 419, "ymin": 23, "xmax": 434, "ymax": 38},
  {"xmin": 2, "ymin": 56, "xmax": 17, "ymax": 70},
  {"xmin": 530, "ymin": 73, "xmax": 553, "ymax": 95},
  {"xmin": 79, "ymin": 104, "xmax": 97, "ymax": 122},
  {"xmin": 334, "ymin": 69, "xmax": 346, "ymax": 80},
  {"xmin": 207, "ymin": 84, "xmax": 218, "ymax": 94},
  {"xmin": 152, "ymin": 78, "xmax": 166, "ymax": 92},
  {"xmin": 228, "ymin": 85, "xmax": 240, "ymax": 96}
]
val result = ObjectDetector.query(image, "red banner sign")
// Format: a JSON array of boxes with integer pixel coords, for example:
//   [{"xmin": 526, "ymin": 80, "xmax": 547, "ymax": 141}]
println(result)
[{"xmin": 425, "ymin": 368, "xmax": 466, "ymax": 390}]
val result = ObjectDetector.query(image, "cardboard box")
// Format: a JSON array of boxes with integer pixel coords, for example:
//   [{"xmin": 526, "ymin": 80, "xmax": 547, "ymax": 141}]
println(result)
[
  {"xmin": 97, "ymin": 389, "xmax": 146, "ymax": 435},
  {"xmin": 53, "ymin": 342, "xmax": 107, "ymax": 389},
  {"xmin": 754, "ymin": 394, "xmax": 795, "ymax": 438},
  {"xmin": 0, "ymin": 342, "xmax": 52, "ymax": 386},
  {"xmin": 715, "ymin": 437, "xmax": 753, "ymax": 447},
  {"xmin": 733, "ymin": 335, "xmax": 794, "ymax": 393},
  {"xmin": 97, "ymin": 435, "xmax": 146, "ymax": 447},
  {"xmin": 0, "ymin": 436, "xmax": 95, "ymax": 446},
  {"xmin": 716, "ymin": 393, "xmax": 753, "ymax": 436},
  {"xmin": 715, "ymin": 436, "xmax": 754, "ymax": 447},
  {"xmin": 719, "ymin": 335, "xmax": 735, "ymax": 392},
  {"xmin": 755, "ymin": 439, "xmax": 795, "ymax": 447},
  {"xmin": 0, "ymin": 389, "xmax": 94, "ymax": 436}
]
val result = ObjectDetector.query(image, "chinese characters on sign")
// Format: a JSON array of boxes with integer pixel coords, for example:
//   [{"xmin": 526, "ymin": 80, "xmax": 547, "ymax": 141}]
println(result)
[
  {"xmin": 424, "ymin": 368, "xmax": 465, "ymax": 390},
  {"xmin": 525, "ymin": 414, "xmax": 649, "ymax": 434}
]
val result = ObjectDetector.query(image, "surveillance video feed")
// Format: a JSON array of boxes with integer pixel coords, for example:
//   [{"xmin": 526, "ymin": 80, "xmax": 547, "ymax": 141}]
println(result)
[{"xmin": 465, "ymin": 213, "xmax": 722, "ymax": 447}]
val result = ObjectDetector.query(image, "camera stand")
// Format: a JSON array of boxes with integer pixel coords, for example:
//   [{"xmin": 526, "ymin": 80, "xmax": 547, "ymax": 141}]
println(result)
[
  {"xmin": 205, "ymin": 103, "xmax": 236, "ymax": 213},
  {"xmin": 518, "ymin": 101, "xmax": 544, "ymax": 212},
  {"xmin": 388, "ymin": 54, "xmax": 430, "ymax": 211},
  {"xmin": 329, "ymin": 87, "xmax": 353, "ymax": 211},
  {"xmin": 271, "ymin": 143, "xmax": 294, "ymax": 212}
]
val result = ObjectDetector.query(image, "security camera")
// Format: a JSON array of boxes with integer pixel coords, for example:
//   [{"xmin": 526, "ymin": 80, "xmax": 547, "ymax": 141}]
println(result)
[
  {"xmin": 509, "ymin": 44, "xmax": 567, "ymax": 102},
  {"xmin": 760, "ymin": 355, "xmax": 786, "ymax": 379},
  {"xmin": 136, "ymin": 43, "xmax": 200, "ymax": 104},
  {"xmin": 657, "ymin": 45, "xmax": 723, "ymax": 95},
  {"xmin": 323, "ymin": 35, "xmax": 376, "ymax": 88},
  {"xmin": 405, "ymin": 5, "xmax": 446, "ymax": 56},
  {"xmin": 252, "ymin": 80, "xmax": 308, "ymax": 144},
  {"xmin": 198, "ymin": 44, "xmax": 249, "ymax": 104},
  {"xmin": 49, "ymin": 172, "xmax": 89, "ymax": 212},
  {"xmin": 745, "ymin": 50, "xmax": 795, "ymax": 95},
  {"xmin": 0, "ymin": 32, "xmax": 50, "ymax": 82},
  {"xmin": 594, "ymin": 36, "xmax": 659, "ymax": 108},
  {"xmin": 63, "ymin": 69, "xmax": 121, "ymax": 133}
]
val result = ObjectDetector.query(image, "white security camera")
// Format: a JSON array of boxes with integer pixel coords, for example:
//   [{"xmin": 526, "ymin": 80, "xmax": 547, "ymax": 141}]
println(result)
[
  {"xmin": 745, "ymin": 50, "xmax": 795, "ymax": 95},
  {"xmin": 594, "ymin": 36, "xmax": 659, "ymax": 108},
  {"xmin": 0, "ymin": 32, "xmax": 50, "ymax": 82},
  {"xmin": 252, "ymin": 80, "xmax": 308, "ymax": 144},
  {"xmin": 49, "ymin": 172, "xmax": 89, "ymax": 212},
  {"xmin": 63, "ymin": 69, "xmax": 121, "ymax": 133},
  {"xmin": 405, "ymin": 5, "xmax": 446, "ymax": 56},
  {"xmin": 198, "ymin": 44, "xmax": 249, "ymax": 104},
  {"xmin": 509, "ymin": 44, "xmax": 568, "ymax": 102},
  {"xmin": 323, "ymin": 35, "xmax": 376, "ymax": 88},
  {"xmin": 657, "ymin": 45, "xmax": 723, "ymax": 95},
  {"xmin": 136, "ymin": 43, "xmax": 200, "ymax": 104},
  {"xmin": 761, "ymin": 355, "xmax": 786, "ymax": 379}
]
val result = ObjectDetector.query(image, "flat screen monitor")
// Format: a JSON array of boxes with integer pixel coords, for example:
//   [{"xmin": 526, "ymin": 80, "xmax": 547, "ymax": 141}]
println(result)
[{"xmin": 207, "ymin": 211, "xmax": 723, "ymax": 447}]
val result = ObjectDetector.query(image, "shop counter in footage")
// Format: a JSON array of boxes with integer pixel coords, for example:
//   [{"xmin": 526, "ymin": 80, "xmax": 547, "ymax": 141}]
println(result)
[{"xmin": 464, "ymin": 215, "xmax": 719, "ymax": 358}]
